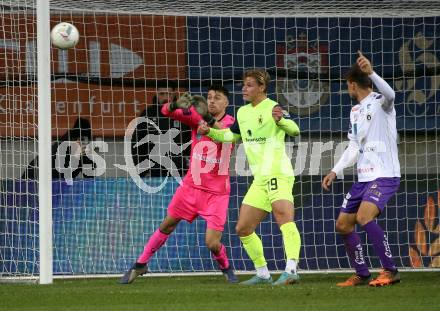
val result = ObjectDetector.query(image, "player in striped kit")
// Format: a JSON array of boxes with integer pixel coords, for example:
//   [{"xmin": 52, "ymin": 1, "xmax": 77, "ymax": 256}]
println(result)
[{"xmin": 322, "ymin": 51, "xmax": 401, "ymax": 287}]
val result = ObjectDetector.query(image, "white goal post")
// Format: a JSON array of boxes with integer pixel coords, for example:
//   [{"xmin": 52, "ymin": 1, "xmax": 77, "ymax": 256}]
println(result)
[{"xmin": 1, "ymin": 1, "xmax": 440, "ymax": 284}]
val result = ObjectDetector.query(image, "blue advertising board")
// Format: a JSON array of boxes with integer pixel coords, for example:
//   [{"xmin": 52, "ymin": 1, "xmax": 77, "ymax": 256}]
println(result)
[
  {"xmin": 187, "ymin": 17, "xmax": 440, "ymax": 132},
  {"xmin": 1, "ymin": 176, "xmax": 438, "ymax": 274}
]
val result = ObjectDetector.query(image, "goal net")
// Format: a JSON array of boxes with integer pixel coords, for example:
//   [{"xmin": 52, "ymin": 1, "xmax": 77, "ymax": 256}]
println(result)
[{"xmin": 1, "ymin": 0, "xmax": 439, "ymax": 281}]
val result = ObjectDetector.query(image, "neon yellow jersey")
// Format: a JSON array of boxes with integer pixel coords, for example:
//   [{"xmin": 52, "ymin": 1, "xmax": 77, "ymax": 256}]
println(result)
[{"xmin": 235, "ymin": 98, "xmax": 297, "ymax": 180}]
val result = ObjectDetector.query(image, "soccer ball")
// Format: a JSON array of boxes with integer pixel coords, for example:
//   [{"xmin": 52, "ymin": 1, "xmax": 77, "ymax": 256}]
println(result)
[{"xmin": 50, "ymin": 22, "xmax": 79, "ymax": 49}]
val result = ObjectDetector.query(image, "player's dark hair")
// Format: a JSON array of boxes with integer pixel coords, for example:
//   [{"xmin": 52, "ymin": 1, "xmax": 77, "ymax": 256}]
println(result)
[
  {"xmin": 152, "ymin": 81, "xmax": 178, "ymax": 105},
  {"xmin": 243, "ymin": 68, "xmax": 270, "ymax": 92},
  {"xmin": 208, "ymin": 84, "xmax": 229, "ymax": 97},
  {"xmin": 344, "ymin": 63, "xmax": 372, "ymax": 89}
]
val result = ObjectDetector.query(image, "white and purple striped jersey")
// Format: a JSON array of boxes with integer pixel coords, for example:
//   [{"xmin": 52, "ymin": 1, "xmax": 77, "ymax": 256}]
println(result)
[{"xmin": 333, "ymin": 72, "xmax": 401, "ymax": 182}]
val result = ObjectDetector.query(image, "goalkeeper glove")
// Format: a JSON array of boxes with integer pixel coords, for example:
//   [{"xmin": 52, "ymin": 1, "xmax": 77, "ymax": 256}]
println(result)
[
  {"xmin": 191, "ymin": 95, "xmax": 216, "ymax": 126},
  {"xmin": 169, "ymin": 92, "xmax": 193, "ymax": 111}
]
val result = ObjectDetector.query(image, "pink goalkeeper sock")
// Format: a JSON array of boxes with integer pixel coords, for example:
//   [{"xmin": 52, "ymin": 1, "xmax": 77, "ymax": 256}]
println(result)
[
  {"xmin": 212, "ymin": 244, "xmax": 230, "ymax": 270},
  {"xmin": 137, "ymin": 229, "xmax": 169, "ymax": 264}
]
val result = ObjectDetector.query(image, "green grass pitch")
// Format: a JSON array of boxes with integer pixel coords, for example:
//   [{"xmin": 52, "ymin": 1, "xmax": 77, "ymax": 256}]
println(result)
[{"xmin": 1, "ymin": 272, "xmax": 439, "ymax": 311}]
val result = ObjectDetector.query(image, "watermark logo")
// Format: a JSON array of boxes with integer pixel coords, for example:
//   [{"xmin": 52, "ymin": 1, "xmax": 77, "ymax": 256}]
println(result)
[
  {"xmin": 114, "ymin": 117, "xmax": 191, "ymax": 193},
  {"xmin": 52, "ymin": 117, "xmax": 395, "ymax": 195}
]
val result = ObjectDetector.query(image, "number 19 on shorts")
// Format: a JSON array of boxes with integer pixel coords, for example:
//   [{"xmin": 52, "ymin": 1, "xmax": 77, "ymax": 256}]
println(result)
[{"xmin": 267, "ymin": 178, "xmax": 278, "ymax": 191}]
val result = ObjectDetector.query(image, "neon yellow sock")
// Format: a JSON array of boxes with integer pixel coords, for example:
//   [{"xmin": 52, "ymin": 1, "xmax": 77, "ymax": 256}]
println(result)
[
  {"xmin": 280, "ymin": 222, "xmax": 301, "ymax": 260},
  {"xmin": 240, "ymin": 232, "xmax": 267, "ymax": 268}
]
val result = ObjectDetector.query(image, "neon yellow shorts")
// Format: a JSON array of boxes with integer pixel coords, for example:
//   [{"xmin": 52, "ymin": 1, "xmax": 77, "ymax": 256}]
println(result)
[{"xmin": 242, "ymin": 176, "xmax": 295, "ymax": 213}]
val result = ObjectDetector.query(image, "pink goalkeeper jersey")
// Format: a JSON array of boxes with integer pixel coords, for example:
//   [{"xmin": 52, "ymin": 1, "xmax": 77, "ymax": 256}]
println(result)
[{"xmin": 161, "ymin": 103, "xmax": 235, "ymax": 194}]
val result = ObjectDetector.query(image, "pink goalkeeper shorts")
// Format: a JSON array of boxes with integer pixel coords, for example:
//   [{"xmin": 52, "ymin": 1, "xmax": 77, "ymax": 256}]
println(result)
[{"xmin": 167, "ymin": 184, "xmax": 229, "ymax": 232}]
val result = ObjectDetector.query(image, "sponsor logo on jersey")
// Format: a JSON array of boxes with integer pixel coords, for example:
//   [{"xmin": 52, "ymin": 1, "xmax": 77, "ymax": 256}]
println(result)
[
  {"xmin": 193, "ymin": 152, "xmax": 222, "ymax": 164},
  {"xmin": 244, "ymin": 137, "xmax": 267, "ymax": 144},
  {"xmin": 357, "ymin": 167, "xmax": 375, "ymax": 174},
  {"xmin": 359, "ymin": 145, "xmax": 377, "ymax": 153}
]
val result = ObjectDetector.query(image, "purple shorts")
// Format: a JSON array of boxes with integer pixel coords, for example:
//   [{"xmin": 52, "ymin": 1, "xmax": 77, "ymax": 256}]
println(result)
[{"xmin": 341, "ymin": 177, "xmax": 400, "ymax": 214}]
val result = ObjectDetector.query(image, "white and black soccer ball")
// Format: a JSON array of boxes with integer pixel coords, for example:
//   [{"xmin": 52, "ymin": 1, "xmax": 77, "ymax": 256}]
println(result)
[{"xmin": 50, "ymin": 22, "xmax": 79, "ymax": 49}]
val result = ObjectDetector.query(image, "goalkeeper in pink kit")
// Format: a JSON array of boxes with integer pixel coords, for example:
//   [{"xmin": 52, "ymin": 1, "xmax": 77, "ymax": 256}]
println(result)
[{"xmin": 120, "ymin": 85, "xmax": 238, "ymax": 284}]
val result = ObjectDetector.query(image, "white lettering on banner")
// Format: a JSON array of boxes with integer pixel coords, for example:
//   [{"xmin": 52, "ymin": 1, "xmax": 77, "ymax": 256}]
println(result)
[
  {"xmin": 0, "ymin": 94, "xmax": 36, "ymax": 113},
  {"xmin": 56, "ymin": 101, "xmax": 66, "ymax": 114},
  {"xmin": 293, "ymin": 142, "xmax": 308, "ymax": 176},
  {"xmin": 1, "ymin": 39, "xmax": 144, "ymax": 78},
  {"xmin": 0, "ymin": 93, "xmax": 142, "ymax": 117},
  {"xmin": 309, "ymin": 141, "xmax": 334, "ymax": 175},
  {"xmin": 234, "ymin": 144, "xmax": 252, "ymax": 177}
]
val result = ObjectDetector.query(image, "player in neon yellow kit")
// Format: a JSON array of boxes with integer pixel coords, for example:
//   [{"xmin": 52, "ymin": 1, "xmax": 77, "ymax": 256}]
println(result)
[{"xmin": 198, "ymin": 69, "xmax": 301, "ymax": 285}]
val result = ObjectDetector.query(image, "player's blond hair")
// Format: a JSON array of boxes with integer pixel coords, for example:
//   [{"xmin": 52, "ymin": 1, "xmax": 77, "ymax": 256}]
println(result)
[{"xmin": 243, "ymin": 69, "xmax": 270, "ymax": 93}]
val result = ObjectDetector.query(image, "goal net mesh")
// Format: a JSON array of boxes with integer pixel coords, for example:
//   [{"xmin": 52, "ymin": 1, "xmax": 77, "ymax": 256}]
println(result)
[{"xmin": 1, "ymin": 0, "xmax": 439, "ymax": 278}]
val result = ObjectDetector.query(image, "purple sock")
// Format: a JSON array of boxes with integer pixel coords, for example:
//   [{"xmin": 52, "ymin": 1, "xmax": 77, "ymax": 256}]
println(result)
[
  {"xmin": 341, "ymin": 231, "xmax": 370, "ymax": 277},
  {"xmin": 363, "ymin": 221, "xmax": 396, "ymax": 271}
]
